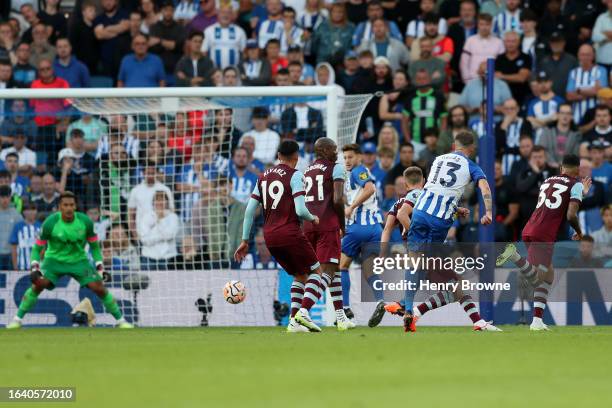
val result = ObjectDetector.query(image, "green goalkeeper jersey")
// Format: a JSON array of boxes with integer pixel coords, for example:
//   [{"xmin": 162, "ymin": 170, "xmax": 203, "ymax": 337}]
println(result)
[{"xmin": 33, "ymin": 212, "xmax": 100, "ymax": 264}]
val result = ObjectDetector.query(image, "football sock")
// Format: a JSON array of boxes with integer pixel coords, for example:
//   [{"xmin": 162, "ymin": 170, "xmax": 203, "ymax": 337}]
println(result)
[
  {"xmin": 366, "ymin": 275, "xmax": 384, "ymax": 302},
  {"xmin": 300, "ymin": 273, "xmax": 322, "ymax": 310},
  {"xmin": 317, "ymin": 272, "xmax": 333, "ymax": 299},
  {"xmin": 329, "ymin": 272, "xmax": 344, "ymax": 311},
  {"xmin": 340, "ymin": 269, "xmax": 350, "ymax": 306},
  {"xmin": 515, "ymin": 256, "xmax": 538, "ymax": 283},
  {"xmin": 459, "ymin": 294, "xmax": 481, "ymax": 324},
  {"xmin": 414, "ymin": 290, "xmax": 453, "ymax": 317},
  {"xmin": 16, "ymin": 288, "xmax": 39, "ymax": 319},
  {"xmin": 533, "ymin": 281, "xmax": 552, "ymax": 319},
  {"xmin": 101, "ymin": 292, "xmax": 123, "ymax": 320},
  {"xmin": 290, "ymin": 281, "xmax": 305, "ymax": 318}
]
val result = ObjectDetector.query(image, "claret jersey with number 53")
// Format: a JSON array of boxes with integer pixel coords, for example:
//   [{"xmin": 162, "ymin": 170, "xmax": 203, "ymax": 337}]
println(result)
[
  {"xmin": 522, "ymin": 174, "xmax": 583, "ymax": 242},
  {"xmin": 414, "ymin": 152, "xmax": 486, "ymax": 221}
]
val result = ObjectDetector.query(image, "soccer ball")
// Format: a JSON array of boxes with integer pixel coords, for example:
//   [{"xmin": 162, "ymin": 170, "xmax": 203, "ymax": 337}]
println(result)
[{"xmin": 223, "ymin": 280, "xmax": 246, "ymax": 304}]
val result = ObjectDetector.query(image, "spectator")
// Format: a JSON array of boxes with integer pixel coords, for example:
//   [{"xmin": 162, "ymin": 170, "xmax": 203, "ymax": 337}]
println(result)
[
  {"xmin": 11, "ymin": 42, "xmax": 37, "ymax": 88},
  {"xmin": 405, "ymin": 1, "xmax": 448, "ymax": 49},
  {"xmin": 29, "ymin": 22, "xmax": 56, "ymax": 67},
  {"xmin": 0, "ymin": 60, "xmax": 16, "ymax": 119},
  {"xmin": 377, "ymin": 123, "xmax": 400, "ymax": 159},
  {"xmin": 311, "ymin": 2, "xmax": 354, "ymax": 65},
  {"xmin": 492, "ymin": 158, "xmax": 519, "ymax": 241},
  {"xmin": 377, "ymin": 145, "xmax": 396, "ymax": 175},
  {"xmin": 30, "ymin": 59, "xmax": 69, "ymax": 159},
  {"xmin": 93, "ymin": 0, "xmax": 130, "ymax": 78},
  {"xmin": 378, "ymin": 70, "xmax": 409, "ymax": 134},
  {"xmin": 140, "ymin": 0, "xmax": 161, "ymax": 35},
  {"xmin": 592, "ymin": 0, "xmax": 612, "ymax": 69},
  {"xmin": 239, "ymin": 39, "xmax": 272, "ymax": 86},
  {"xmin": 437, "ymin": 105, "xmax": 475, "ymax": 154},
  {"xmin": 460, "ymin": 13, "xmax": 504, "ymax": 83},
  {"xmin": 298, "ymin": 0, "xmax": 328, "ymax": 61},
  {"xmin": 138, "ymin": 190, "xmax": 180, "ymax": 270},
  {"xmin": 280, "ymin": 7, "xmax": 305, "ymax": 55},
  {"xmin": 416, "ymin": 128, "xmax": 439, "ymax": 169},
  {"xmin": 357, "ymin": 18, "xmax": 409, "ymax": 71},
  {"xmin": 496, "ymin": 98, "xmax": 534, "ymax": 175},
  {"xmin": 408, "ymin": 36, "xmax": 446, "ymax": 91},
  {"xmin": 0, "ymin": 170, "xmax": 23, "ymax": 212},
  {"xmin": 187, "ymin": 0, "xmax": 217, "ymax": 33},
  {"xmin": 229, "ymin": 147, "xmax": 258, "ymax": 204},
  {"xmin": 52, "ymin": 38, "xmax": 90, "ymax": 88},
  {"xmin": 459, "ymin": 61, "xmax": 512, "ymax": 118},
  {"xmin": 174, "ymin": 0, "xmax": 199, "ymax": 25},
  {"xmin": 538, "ymin": 103, "xmax": 581, "ymax": 167},
  {"xmin": 99, "ymin": 143, "xmax": 136, "ymax": 222},
  {"xmin": 353, "ymin": 0, "xmax": 402, "ymax": 48},
  {"xmin": 0, "ymin": 99, "xmax": 36, "ymax": 142},
  {"xmin": 203, "ymin": 5, "xmax": 246, "ymax": 69},
  {"xmin": 118, "ymin": 34, "xmax": 166, "ymax": 87},
  {"xmin": 136, "ymin": 139, "xmax": 176, "ymax": 184},
  {"xmin": 519, "ymin": 8, "xmax": 545, "ymax": 68},
  {"xmin": 264, "ymin": 39, "xmax": 288, "ymax": 78},
  {"xmin": 566, "ymin": 44, "xmax": 608, "ymax": 124},
  {"xmin": 27, "ymin": 173, "xmax": 43, "ymax": 202},
  {"xmin": 87, "ymin": 205, "xmax": 112, "ymax": 242},
  {"xmin": 57, "ymin": 129, "xmax": 96, "ymax": 198},
  {"xmin": 493, "ymin": 0, "xmax": 522, "ymax": 36},
  {"xmin": 568, "ymin": 236, "xmax": 605, "ymax": 268},
  {"xmin": 128, "ymin": 161, "xmax": 174, "ymax": 240},
  {"xmin": 65, "ymin": 114, "xmax": 108, "ymax": 152},
  {"xmin": 19, "ymin": 3, "xmax": 44, "ymax": 44},
  {"xmin": 0, "ymin": 185, "xmax": 22, "ymax": 270},
  {"xmin": 286, "ymin": 45, "xmax": 315, "ymax": 85},
  {"xmin": 175, "ymin": 31, "xmax": 215, "ymax": 87},
  {"xmin": 384, "ymin": 142, "xmax": 419, "ymax": 198},
  {"xmin": 0, "ymin": 21, "xmax": 16, "ymax": 64},
  {"xmin": 526, "ymin": 71, "xmax": 565, "ymax": 131},
  {"xmin": 33, "ymin": 172, "xmax": 60, "ymax": 218},
  {"xmin": 2, "ymin": 152, "xmax": 28, "ymax": 198},
  {"xmin": 360, "ymin": 142, "xmax": 385, "ymax": 201},
  {"xmin": 213, "ymin": 107, "xmax": 242, "ymax": 156},
  {"xmin": 69, "ymin": 1, "xmax": 99, "ymax": 75},
  {"xmin": 0, "ymin": 132, "xmax": 36, "ymax": 171},
  {"xmin": 447, "ymin": 0, "xmax": 477, "ymax": 93},
  {"xmin": 582, "ymin": 105, "xmax": 612, "ymax": 149},
  {"xmin": 257, "ymin": 0, "xmax": 284, "ymax": 50},
  {"xmin": 410, "ymin": 12, "xmax": 454, "ymax": 67},
  {"xmin": 108, "ymin": 224, "xmax": 140, "ymax": 271},
  {"xmin": 280, "ymin": 102, "xmax": 324, "ymax": 143},
  {"xmin": 337, "ymin": 51, "xmax": 361, "ymax": 91},
  {"xmin": 537, "ymin": 32, "xmax": 578, "ymax": 98},
  {"xmin": 311, "ymin": 62, "xmax": 346, "ymax": 120},
  {"xmin": 495, "ymin": 31, "xmax": 532, "ymax": 105},
  {"xmin": 515, "ymin": 145, "xmax": 557, "ymax": 230},
  {"xmin": 167, "ymin": 112, "xmax": 201, "ymax": 162},
  {"xmin": 241, "ymin": 107, "xmax": 280, "ymax": 165},
  {"xmin": 508, "ymin": 134, "xmax": 533, "ymax": 181},
  {"xmin": 592, "ymin": 205, "xmax": 612, "ymax": 251},
  {"xmin": 401, "ymin": 69, "xmax": 447, "ymax": 146},
  {"xmin": 9, "ymin": 202, "xmax": 40, "ymax": 271},
  {"xmin": 39, "ymin": 0, "xmax": 67, "ymax": 42},
  {"xmin": 149, "ymin": 1, "xmax": 185, "ymax": 84},
  {"xmin": 238, "ymin": 135, "xmax": 265, "ymax": 174},
  {"xmin": 589, "ymin": 141, "xmax": 612, "ymax": 196}
]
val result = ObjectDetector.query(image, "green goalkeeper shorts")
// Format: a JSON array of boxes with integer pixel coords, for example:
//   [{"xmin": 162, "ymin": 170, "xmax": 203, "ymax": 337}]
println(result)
[{"xmin": 42, "ymin": 258, "xmax": 102, "ymax": 288}]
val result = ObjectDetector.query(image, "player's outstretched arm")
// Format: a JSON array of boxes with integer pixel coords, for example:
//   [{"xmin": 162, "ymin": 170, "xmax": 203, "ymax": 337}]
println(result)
[
  {"xmin": 235, "ymin": 197, "xmax": 260, "ymax": 262},
  {"xmin": 477, "ymin": 179, "xmax": 493, "ymax": 225},
  {"xmin": 294, "ymin": 194, "xmax": 318, "ymax": 223},
  {"xmin": 567, "ymin": 202, "xmax": 583, "ymax": 241},
  {"xmin": 345, "ymin": 181, "xmax": 376, "ymax": 218}
]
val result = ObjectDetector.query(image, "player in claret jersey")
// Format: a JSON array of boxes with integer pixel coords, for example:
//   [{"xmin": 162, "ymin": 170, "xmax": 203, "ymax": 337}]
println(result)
[
  {"xmin": 497, "ymin": 154, "xmax": 591, "ymax": 331},
  {"xmin": 7, "ymin": 191, "xmax": 133, "ymax": 329},
  {"xmin": 235, "ymin": 140, "xmax": 324, "ymax": 333},
  {"xmin": 302, "ymin": 138, "xmax": 355, "ymax": 330}
]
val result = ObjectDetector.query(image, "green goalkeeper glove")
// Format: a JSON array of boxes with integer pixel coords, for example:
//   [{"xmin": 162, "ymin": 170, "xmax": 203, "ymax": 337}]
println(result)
[
  {"xmin": 96, "ymin": 262, "xmax": 111, "ymax": 283},
  {"xmin": 30, "ymin": 261, "xmax": 42, "ymax": 283}
]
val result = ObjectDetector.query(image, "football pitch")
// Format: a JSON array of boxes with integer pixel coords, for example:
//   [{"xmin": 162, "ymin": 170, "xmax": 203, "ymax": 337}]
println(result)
[{"xmin": 2, "ymin": 326, "xmax": 611, "ymax": 408}]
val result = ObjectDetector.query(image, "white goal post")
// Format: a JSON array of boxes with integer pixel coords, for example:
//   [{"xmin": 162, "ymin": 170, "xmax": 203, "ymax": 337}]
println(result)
[{"xmin": 0, "ymin": 86, "xmax": 373, "ymax": 327}]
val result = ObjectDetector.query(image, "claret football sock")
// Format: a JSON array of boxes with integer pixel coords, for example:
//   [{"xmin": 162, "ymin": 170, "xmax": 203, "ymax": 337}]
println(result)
[
  {"xmin": 300, "ymin": 273, "xmax": 322, "ymax": 310},
  {"xmin": 329, "ymin": 272, "xmax": 344, "ymax": 311},
  {"xmin": 290, "ymin": 281, "xmax": 305, "ymax": 318}
]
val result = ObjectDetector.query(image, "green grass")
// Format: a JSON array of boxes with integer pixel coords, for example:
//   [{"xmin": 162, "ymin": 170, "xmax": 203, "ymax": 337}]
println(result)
[{"xmin": 1, "ymin": 326, "xmax": 611, "ymax": 408}]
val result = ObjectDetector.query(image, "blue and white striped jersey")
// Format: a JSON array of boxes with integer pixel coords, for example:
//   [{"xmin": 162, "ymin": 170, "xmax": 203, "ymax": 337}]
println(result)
[
  {"xmin": 566, "ymin": 65, "xmax": 609, "ymax": 124},
  {"xmin": 280, "ymin": 26, "xmax": 305, "ymax": 54},
  {"xmin": 345, "ymin": 165, "xmax": 383, "ymax": 226},
  {"xmin": 527, "ymin": 96, "xmax": 564, "ymax": 123},
  {"xmin": 494, "ymin": 9, "xmax": 522, "ymax": 36},
  {"xmin": 9, "ymin": 220, "xmax": 41, "ymax": 270},
  {"xmin": 95, "ymin": 134, "xmax": 140, "ymax": 160},
  {"xmin": 179, "ymin": 155, "xmax": 229, "ymax": 221},
  {"xmin": 500, "ymin": 117, "xmax": 525, "ymax": 176},
  {"xmin": 203, "ymin": 23, "xmax": 247, "ymax": 69},
  {"xmin": 404, "ymin": 188, "xmax": 423, "ymax": 207},
  {"xmin": 174, "ymin": 0, "xmax": 199, "ymax": 21},
  {"xmin": 414, "ymin": 152, "xmax": 486, "ymax": 221},
  {"xmin": 258, "ymin": 19, "xmax": 284, "ymax": 49}
]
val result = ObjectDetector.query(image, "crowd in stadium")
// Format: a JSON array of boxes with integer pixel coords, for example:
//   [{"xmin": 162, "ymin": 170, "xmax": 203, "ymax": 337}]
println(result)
[{"xmin": 0, "ymin": 0, "xmax": 611, "ymax": 273}]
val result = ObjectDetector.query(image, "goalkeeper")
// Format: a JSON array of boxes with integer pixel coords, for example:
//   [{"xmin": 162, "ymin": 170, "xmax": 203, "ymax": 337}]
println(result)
[{"xmin": 7, "ymin": 192, "xmax": 133, "ymax": 329}]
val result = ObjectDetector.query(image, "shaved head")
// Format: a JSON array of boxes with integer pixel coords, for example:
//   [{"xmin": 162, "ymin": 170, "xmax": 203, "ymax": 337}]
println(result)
[{"xmin": 314, "ymin": 137, "xmax": 338, "ymax": 162}]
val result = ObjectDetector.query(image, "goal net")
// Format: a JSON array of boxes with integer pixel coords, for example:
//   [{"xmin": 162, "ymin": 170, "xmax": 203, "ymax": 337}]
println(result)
[{"xmin": 0, "ymin": 87, "xmax": 372, "ymax": 327}]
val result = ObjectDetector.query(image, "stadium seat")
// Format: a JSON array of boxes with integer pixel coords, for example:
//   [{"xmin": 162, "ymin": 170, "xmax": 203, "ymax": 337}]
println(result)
[{"xmin": 89, "ymin": 76, "xmax": 114, "ymax": 88}]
